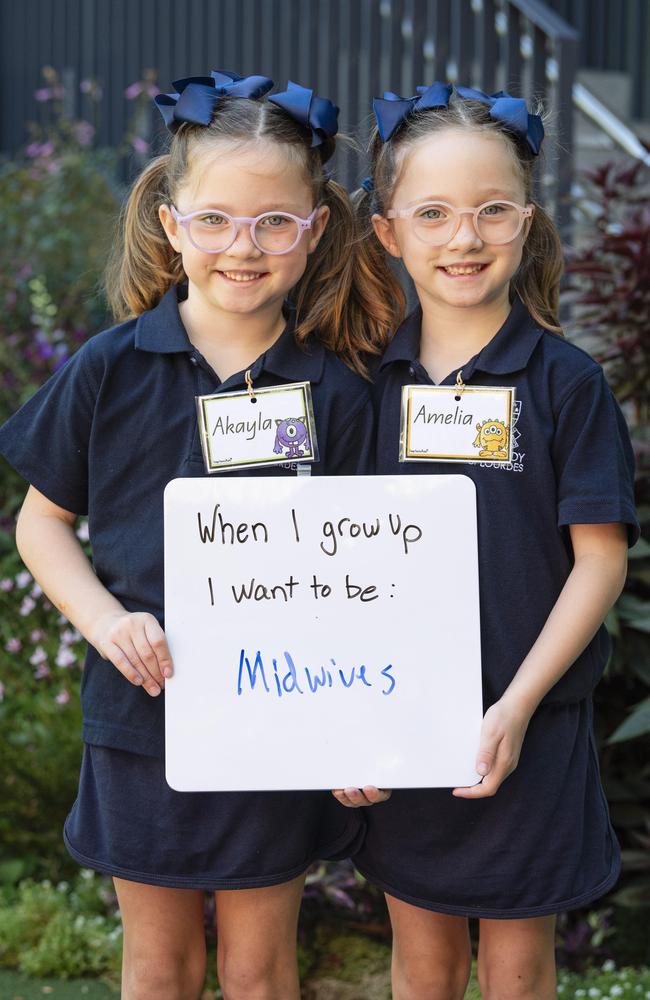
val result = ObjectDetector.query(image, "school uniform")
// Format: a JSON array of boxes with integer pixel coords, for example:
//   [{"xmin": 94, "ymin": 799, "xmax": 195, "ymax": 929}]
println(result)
[
  {"xmin": 0, "ymin": 283, "xmax": 370, "ymax": 890},
  {"xmin": 353, "ymin": 295, "xmax": 639, "ymax": 918}
]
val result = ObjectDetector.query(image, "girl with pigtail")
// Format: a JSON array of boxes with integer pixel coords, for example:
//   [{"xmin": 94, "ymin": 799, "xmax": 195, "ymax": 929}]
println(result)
[
  {"xmin": 337, "ymin": 85, "xmax": 638, "ymax": 998},
  {"xmin": 0, "ymin": 71, "xmax": 391, "ymax": 999}
]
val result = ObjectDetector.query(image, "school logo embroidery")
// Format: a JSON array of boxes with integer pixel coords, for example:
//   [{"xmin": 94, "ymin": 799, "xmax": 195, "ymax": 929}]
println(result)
[
  {"xmin": 273, "ymin": 418, "xmax": 311, "ymax": 460},
  {"xmin": 472, "ymin": 418, "xmax": 509, "ymax": 460}
]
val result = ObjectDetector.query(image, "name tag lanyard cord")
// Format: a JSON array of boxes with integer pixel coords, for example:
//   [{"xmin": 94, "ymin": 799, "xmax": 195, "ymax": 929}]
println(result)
[{"xmin": 245, "ymin": 369, "xmax": 257, "ymax": 404}]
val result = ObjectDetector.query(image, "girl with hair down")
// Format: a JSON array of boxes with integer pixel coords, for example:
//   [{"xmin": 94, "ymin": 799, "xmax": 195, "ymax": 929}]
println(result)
[
  {"xmin": 336, "ymin": 84, "xmax": 639, "ymax": 999},
  {"xmin": 0, "ymin": 71, "xmax": 393, "ymax": 1000}
]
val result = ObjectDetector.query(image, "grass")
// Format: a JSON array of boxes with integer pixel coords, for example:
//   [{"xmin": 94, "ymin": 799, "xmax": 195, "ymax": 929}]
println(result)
[{"xmin": 0, "ymin": 971, "xmax": 118, "ymax": 998}]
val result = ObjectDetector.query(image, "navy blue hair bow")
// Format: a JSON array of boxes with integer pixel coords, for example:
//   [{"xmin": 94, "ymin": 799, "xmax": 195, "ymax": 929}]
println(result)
[
  {"xmin": 372, "ymin": 82, "xmax": 453, "ymax": 141},
  {"xmin": 372, "ymin": 82, "xmax": 544, "ymax": 154},
  {"xmin": 269, "ymin": 81, "xmax": 339, "ymax": 155},
  {"xmin": 154, "ymin": 70, "xmax": 274, "ymax": 133},
  {"xmin": 454, "ymin": 85, "xmax": 544, "ymax": 155}
]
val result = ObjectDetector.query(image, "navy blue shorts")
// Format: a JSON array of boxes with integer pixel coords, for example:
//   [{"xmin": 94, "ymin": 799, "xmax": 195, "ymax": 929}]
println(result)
[
  {"xmin": 353, "ymin": 698, "xmax": 620, "ymax": 919},
  {"xmin": 64, "ymin": 744, "xmax": 364, "ymax": 890}
]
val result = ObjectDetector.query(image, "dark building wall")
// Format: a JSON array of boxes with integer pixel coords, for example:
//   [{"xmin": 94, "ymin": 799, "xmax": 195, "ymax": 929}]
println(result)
[{"xmin": 547, "ymin": 0, "xmax": 650, "ymax": 118}]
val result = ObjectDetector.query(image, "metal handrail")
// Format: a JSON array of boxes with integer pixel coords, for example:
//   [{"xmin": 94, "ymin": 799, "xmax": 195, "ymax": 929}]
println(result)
[{"xmin": 573, "ymin": 82, "xmax": 650, "ymax": 167}]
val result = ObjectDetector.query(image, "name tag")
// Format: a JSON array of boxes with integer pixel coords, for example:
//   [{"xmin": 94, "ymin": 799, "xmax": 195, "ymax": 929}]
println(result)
[
  {"xmin": 400, "ymin": 385, "xmax": 516, "ymax": 463},
  {"xmin": 197, "ymin": 381, "xmax": 319, "ymax": 473}
]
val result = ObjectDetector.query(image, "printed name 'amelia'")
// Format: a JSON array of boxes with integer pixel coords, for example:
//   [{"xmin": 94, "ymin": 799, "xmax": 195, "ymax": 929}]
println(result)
[{"xmin": 414, "ymin": 405, "xmax": 473, "ymax": 425}]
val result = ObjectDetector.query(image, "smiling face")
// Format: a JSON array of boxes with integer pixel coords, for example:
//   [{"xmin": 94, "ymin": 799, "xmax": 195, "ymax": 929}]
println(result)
[
  {"xmin": 159, "ymin": 140, "xmax": 329, "ymax": 322},
  {"xmin": 372, "ymin": 129, "xmax": 533, "ymax": 316}
]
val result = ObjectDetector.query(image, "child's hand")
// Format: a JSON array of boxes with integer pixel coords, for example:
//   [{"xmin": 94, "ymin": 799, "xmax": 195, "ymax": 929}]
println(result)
[
  {"xmin": 331, "ymin": 787, "xmax": 392, "ymax": 807},
  {"xmin": 92, "ymin": 611, "xmax": 173, "ymax": 697},
  {"xmin": 452, "ymin": 697, "xmax": 530, "ymax": 799}
]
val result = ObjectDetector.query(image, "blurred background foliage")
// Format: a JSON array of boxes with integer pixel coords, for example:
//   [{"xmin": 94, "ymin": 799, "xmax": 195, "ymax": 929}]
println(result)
[{"xmin": 0, "ymin": 69, "xmax": 648, "ymax": 985}]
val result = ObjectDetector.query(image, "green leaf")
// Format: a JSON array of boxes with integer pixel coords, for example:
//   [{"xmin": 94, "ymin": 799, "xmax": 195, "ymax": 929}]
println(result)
[{"xmin": 608, "ymin": 696, "xmax": 650, "ymax": 743}]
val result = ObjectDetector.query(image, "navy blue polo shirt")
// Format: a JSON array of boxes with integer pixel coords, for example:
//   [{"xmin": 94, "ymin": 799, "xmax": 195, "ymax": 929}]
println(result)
[
  {"xmin": 375, "ymin": 296, "xmax": 639, "ymax": 707},
  {"xmin": 0, "ymin": 284, "xmax": 375, "ymax": 756}
]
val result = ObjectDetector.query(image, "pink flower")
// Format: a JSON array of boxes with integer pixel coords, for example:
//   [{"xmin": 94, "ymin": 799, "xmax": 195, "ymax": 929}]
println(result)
[
  {"xmin": 29, "ymin": 646, "xmax": 47, "ymax": 666},
  {"xmin": 16, "ymin": 571, "xmax": 32, "ymax": 588},
  {"xmin": 131, "ymin": 136, "xmax": 149, "ymax": 154},
  {"xmin": 20, "ymin": 596, "xmax": 36, "ymax": 616},
  {"xmin": 56, "ymin": 647, "xmax": 76, "ymax": 668},
  {"xmin": 34, "ymin": 663, "xmax": 50, "ymax": 679},
  {"xmin": 125, "ymin": 81, "xmax": 143, "ymax": 100},
  {"xmin": 30, "ymin": 629, "xmax": 45, "ymax": 642},
  {"xmin": 0, "ymin": 578, "xmax": 13, "ymax": 592},
  {"xmin": 4, "ymin": 638, "xmax": 22, "ymax": 653},
  {"xmin": 55, "ymin": 690, "xmax": 70, "ymax": 705},
  {"xmin": 60, "ymin": 628, "xmax": 82, "ymax": 645}
]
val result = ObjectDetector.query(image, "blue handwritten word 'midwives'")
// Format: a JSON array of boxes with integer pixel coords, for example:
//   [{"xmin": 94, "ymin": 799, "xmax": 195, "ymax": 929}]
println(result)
[{"xmin": 237, "ymin": 650, "xmax": 396, "ymax": 697}]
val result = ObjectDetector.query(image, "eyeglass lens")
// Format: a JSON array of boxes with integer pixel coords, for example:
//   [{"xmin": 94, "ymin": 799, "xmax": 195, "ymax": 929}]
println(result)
[
  {"xmin": 188, "ymin": 212, "xmax": 301, "ymax": 253},
  {"xmin": 414, "ymin": 202, "xmax": 523, "ymax": 245}
]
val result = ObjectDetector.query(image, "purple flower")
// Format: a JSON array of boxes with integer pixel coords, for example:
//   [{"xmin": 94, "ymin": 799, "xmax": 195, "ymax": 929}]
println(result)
[
  {"xmin": 20, "ymin": 596, "xmax": 36, "ymax": 616},
  {"xmin": 16, "ymin": 570, "xmax": 32, "ymax": 588},
  {"xmin": 55, "ymin": 689, "xmax": 71, "ymax": 705},
  {"xmin": 26, "ymin": 142, "xmax": 43, "ymax": 158},
  {"xmin": 73, "ymin": 121, "xmax": 95, "ymax": 147},
  {"xmin": 131, "ymin": 136, "xmax": 149, "ymax": 154},
  {"xmin": 61, "ymin": 628, "xmax": 82, "ymax": 645},
  {"xmin": 5, "ymin": 638, "xmax": 22, "ymax": 653},
  {"xmin": 34, "ymin": 663, "xmax": 51, "ymax": 679},
  {"xmin": 76, "ymin": 522, "xmax": 90, "ymax": 542},
  {"xmin": 30, "ymin": 629, "xmax": 45, "ymax": 642},
  {"xmin": 35, "ymin": 87, "xmax": 52, "ymax": 102},
  {"xmin": 39, "ymin": 140, "xmax": 55, "ymax": 157},
  {"xmin": 0, "ymin": 578, "xmax": 13, "ymax": 592},
  {"xmin": 30, "ymin": 583, "xmax": 43, "ymax": 599},
  {"xmin": 29, "ymin": 646, "xmax": 48, "ymax": 666},
  {"xmin": 125, "ymin": 82, "xmax": 143, "ymax": 100},
  {"xmin": 80, "ymin": 79, "xmax": 93, "ymax": 94},
  {"xmin": 147, "ymin": 84, "xmax": 160, "ymax": 98},
  {"xmin": 56, "ymin": 647, "xmax": 77, "ymax": 669}
]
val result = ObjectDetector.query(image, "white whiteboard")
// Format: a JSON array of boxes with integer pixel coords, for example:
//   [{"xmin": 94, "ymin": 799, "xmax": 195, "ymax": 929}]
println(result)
[{"xmin": 164, "ymin": 475, "xmax": 483, "ymax": 791}]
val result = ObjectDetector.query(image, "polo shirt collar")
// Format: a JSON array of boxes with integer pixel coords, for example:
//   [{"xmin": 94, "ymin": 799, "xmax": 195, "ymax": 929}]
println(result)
[
  {"xmin": 380, "ymin": 296, "xmax": 544, "ymax": 377},
  {"xmin": 134, "ymin": 284, "xmax": 325, "ymax": 384}
]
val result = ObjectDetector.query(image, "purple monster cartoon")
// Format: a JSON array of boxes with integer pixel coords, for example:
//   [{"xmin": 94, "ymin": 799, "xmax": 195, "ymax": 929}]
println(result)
[{"xmin": 273, "ymin": 417, "xmax": 311, "ymax": 459}]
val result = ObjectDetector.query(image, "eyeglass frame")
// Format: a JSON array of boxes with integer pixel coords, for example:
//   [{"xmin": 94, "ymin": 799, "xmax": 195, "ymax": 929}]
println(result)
[
  {"xmin": 170, "ymin": 205, "xmax": 319, "ymax": 255},
  {"xmin": 384, "ymin": 200, "xmax": 534, "ymax": 246}
]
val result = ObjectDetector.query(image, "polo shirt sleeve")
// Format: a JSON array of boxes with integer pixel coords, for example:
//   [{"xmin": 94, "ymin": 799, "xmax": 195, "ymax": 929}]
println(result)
[
  {"xmin": 0, "ymin": 342, "xmax": 99, "ymax": 515},
  {"xmin": 552, "ymin": 368, "xmax": 639, "ymax": 545}
]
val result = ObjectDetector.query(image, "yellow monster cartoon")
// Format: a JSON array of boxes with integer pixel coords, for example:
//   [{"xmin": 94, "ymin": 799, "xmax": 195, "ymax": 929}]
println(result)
[{"xmin": 473, "ymin": 419, "xmax": 510, "ymax": 460}]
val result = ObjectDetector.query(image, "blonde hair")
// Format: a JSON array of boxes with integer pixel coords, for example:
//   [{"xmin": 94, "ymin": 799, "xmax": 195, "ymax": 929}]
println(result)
[
  {"xmin": 104, "ymin": 97, "xmax": 398, "ymax": 375},
  {"xmin": 357, "ymin": 94, "xmax": 563, "ymax": 332}
]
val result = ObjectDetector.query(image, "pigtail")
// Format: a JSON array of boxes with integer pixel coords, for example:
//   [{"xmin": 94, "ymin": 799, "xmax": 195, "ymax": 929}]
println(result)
[
  {"xmin": 292, "ymin": 179, "xmax": 405, "ymax": 377},
  {"xmin": 512, "ymin": 202, "xmax": 563, "ymax": 332},
  {"xmin": 104, "ymin": 155, "xmax": 185, "ymax": 321}
]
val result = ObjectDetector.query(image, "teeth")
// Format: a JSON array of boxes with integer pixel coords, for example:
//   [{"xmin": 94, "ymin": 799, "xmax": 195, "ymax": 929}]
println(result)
[
  {"xmin": 222, "ymin": 271, "xmax": 261, "ymax": 282},
  {"xmin": 443, "ymin": 265, "xmax": 485, "ymax": 275}
]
